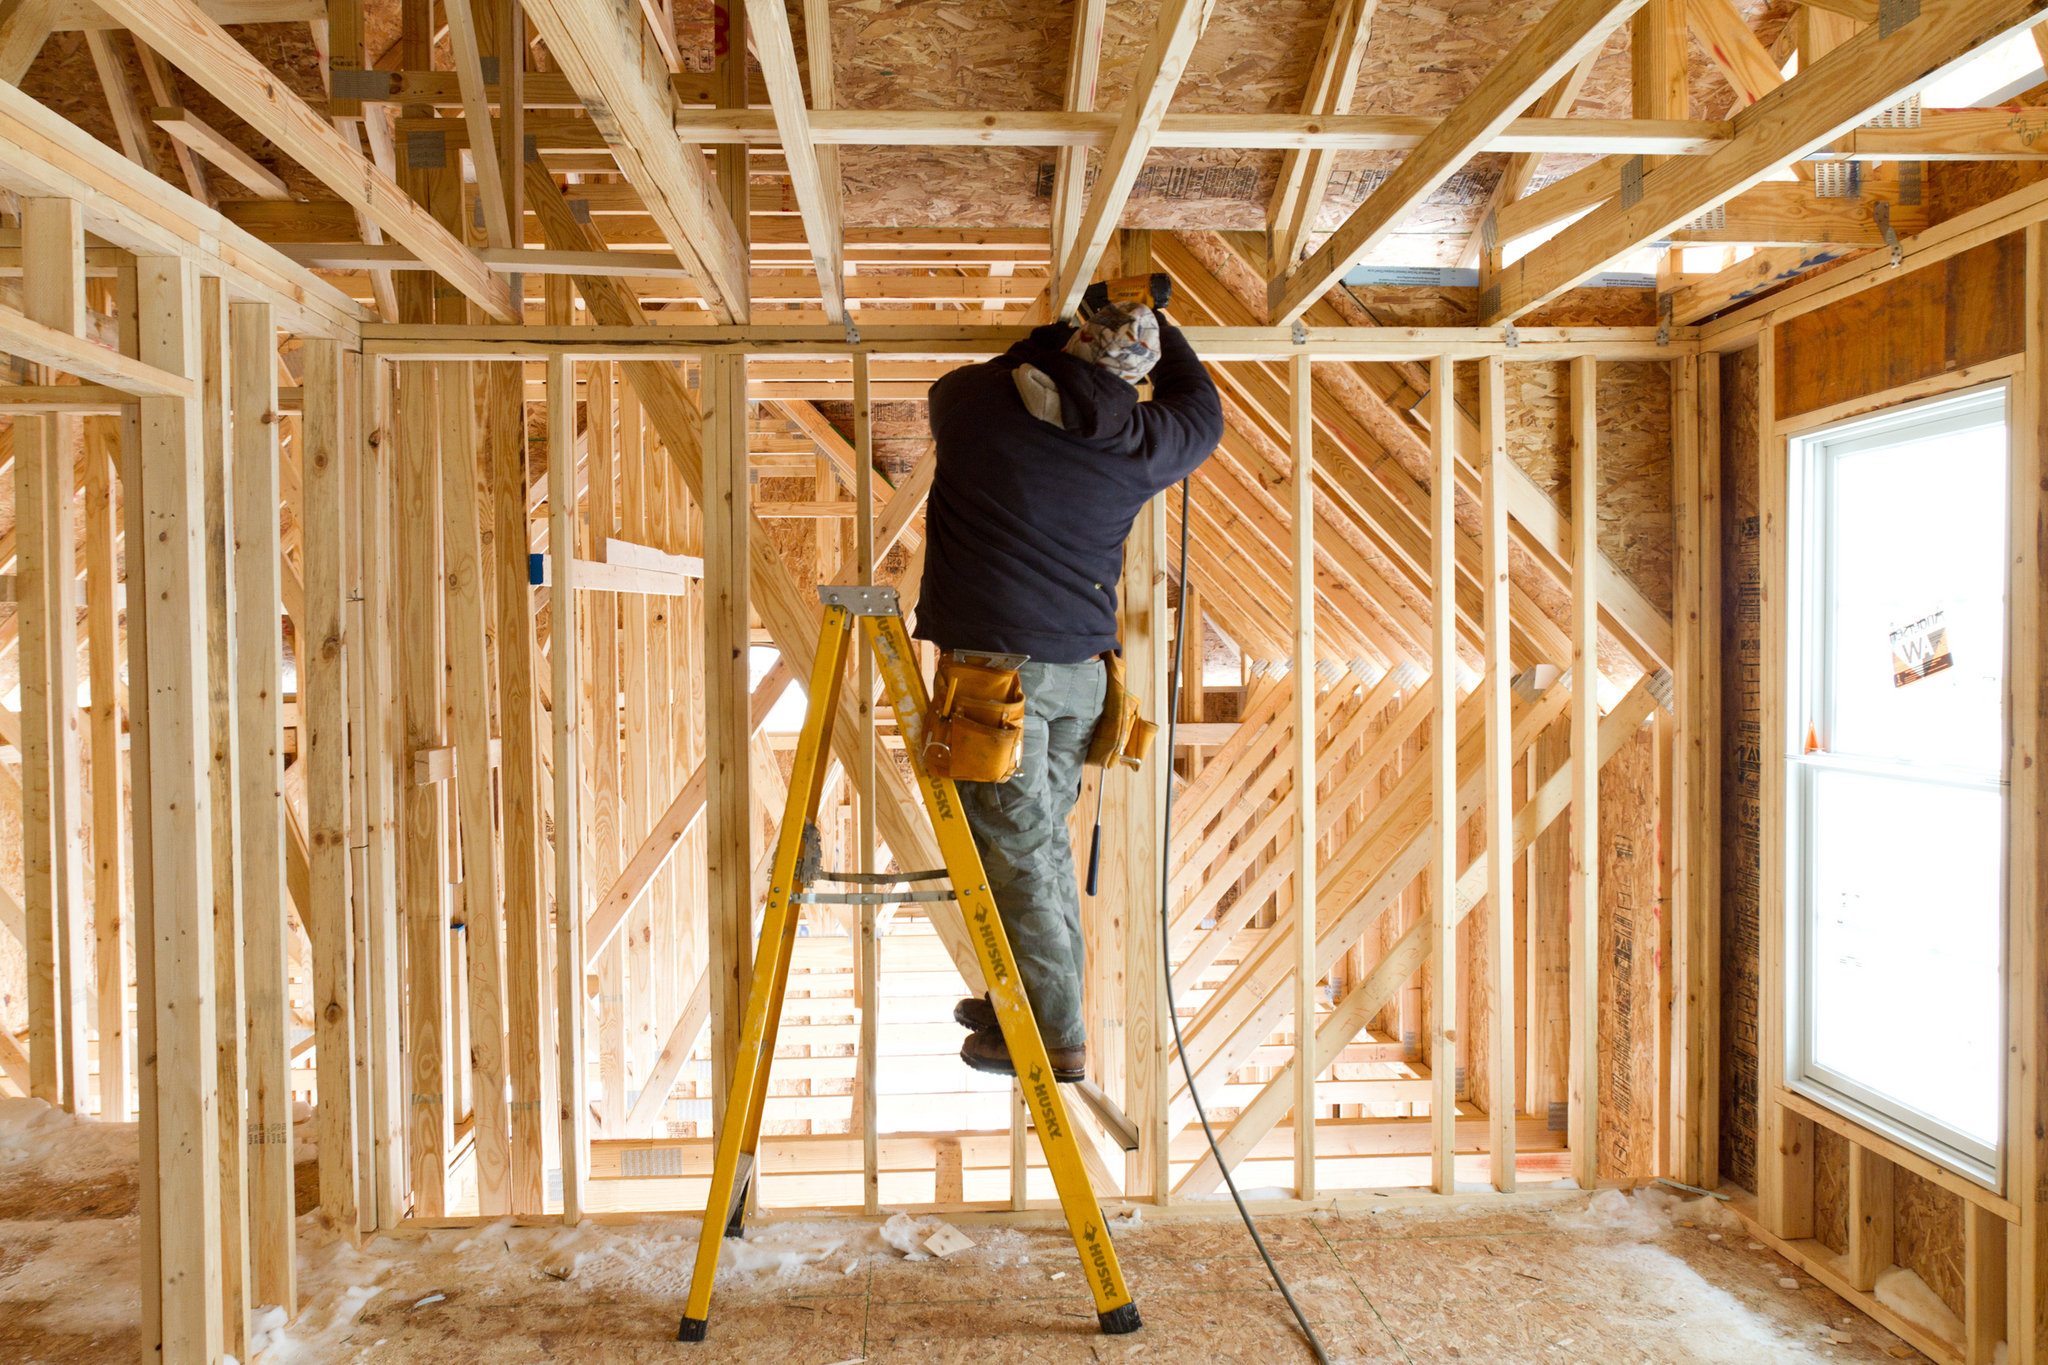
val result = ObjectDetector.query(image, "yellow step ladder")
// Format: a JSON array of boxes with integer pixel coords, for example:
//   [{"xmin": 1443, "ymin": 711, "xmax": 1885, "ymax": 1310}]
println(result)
[{"xmin": 678, "ymin": 585, "xmax": 1141, "ymax": 1342}]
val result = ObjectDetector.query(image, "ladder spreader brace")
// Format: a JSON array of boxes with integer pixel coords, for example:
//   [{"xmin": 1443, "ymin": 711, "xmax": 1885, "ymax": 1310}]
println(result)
[{"xmin": 678, "ymin": 585, "xmax": 1142, "ymax": 1342}]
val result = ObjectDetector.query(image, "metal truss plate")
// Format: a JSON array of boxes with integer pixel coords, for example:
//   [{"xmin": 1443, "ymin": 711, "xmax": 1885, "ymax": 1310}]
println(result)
[{"xmin": 819, "ymin": 584, "xmax": 901, "ymax": 616}]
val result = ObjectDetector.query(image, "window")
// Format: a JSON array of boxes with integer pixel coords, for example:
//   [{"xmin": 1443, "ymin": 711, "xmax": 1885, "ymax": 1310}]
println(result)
[{"xmin": 1787, "ymin": 383, "xmax": 2010, "ymax": 1185}]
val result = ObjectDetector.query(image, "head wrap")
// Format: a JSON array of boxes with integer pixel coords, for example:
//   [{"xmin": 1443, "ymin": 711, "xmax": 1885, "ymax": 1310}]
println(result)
[{"xmin": 1064, "ymin": 302, "xmax": 1162, "ymax": 384}]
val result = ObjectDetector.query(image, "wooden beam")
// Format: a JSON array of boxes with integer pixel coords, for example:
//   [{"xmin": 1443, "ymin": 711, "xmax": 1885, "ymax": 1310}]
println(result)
[
  {"xmin": 518, "ymin": 0, "xmax": 750, "ymax": 321},
  {"xmin": 136, "ymin": 251, "xmax": 225, "ymax": 1365},
  {"xmin": 438, "ymin": 358, "xmax": 509, "ymax": 1215},
  {"xmin": 1289, "ymin": 351, "xmax": 1317, "ymax": 1199},
  {"xmin": 1049, "ymin": 0, "xmax": 1213, "ymax": 317},
  {"xmin": 83, "ymin": 413, "xmax": 126, "ymax": 1122},
  {"xmin": 0, "ymin": 305, "xmax": 197, "ymax": 396},
  {"xmin": 521, "ymin": 157, "xmax": 978, "ymax": 996},
  {"xmin": 396, "ymin": 357, "xmax": 452, "ymax": 1215},
  {"xmin": 1269, "ymin": 0, "xmax": 1649, "ymax": 323},
  {"xmin": 84, "ymin": 28, "xmax": 165, "ymax": 177},
  {"xmin": 1662, "ymin": 184, "xmax": 1921, "ymax": 246},
  {"xmin": 1664, "ymin": 243, "xmax": 1862, "ymax": 325},
  {"xmin": 0, "ymin": 83, "xmax": 358, "ymax": 334},
  {"xmin": 1685, "ymin": 0, "xmax": 1785, "ymax": 107},
  {"xmin": 1486, "ymin": 0, "xmax": 2048, "ymax": 320},
  {"xmin": 744, "ymin": 0, "xmax": 843, "ymax": 319},
  {"xmin": 548, "ymin": 351, "xmax": 590, "ymax": 1224},
  {"xmin": 1479, "ymin": 355, "xmax": 1515, "ymax": 1192},
  {"xmin": 1176, "ymin": 674, "xmax": 1659, "ymax": 1198},
  {"xmin": 1566, "ymin": 353, "xmax": 1598, "ymax": 1192},
  {"xmin": 91, "ymin": 0, "xmax": 515, "ymax": 320},
  {"xmin": 1270, "ymin": 0, "xmax": 1377, "ymax": 271},
  {"xmin": 440, "ymin": 0, "xmax": 512, "ymax": 248},
  {"xmin": 1672, "ymin": 351, "xmax": 1720, "ymax": 1187},
  {"xmin": 1427, "ymin": 356, "xmax": 1458, "ymax": 1195},
  {"xmin": 2016, "ymin": 219, "xmax": 2048, "ymax": 1365},
  {"xmin": 132, "ymin": 38, "xmax": 212, "ymax": 205},
  {"xmin": 1846, "ymin": 1144, "xmax": 1894, "ymax": 1292},
  {"xmin": 416, "ymin": 105, "xmax": 1731, "ymax": 154},
  {"xmin": 197, "ymin": 275, "xmax": 249, "ymax": 1355},
  {"xmin": 852, "ymin": 350, "xmax": 880, "ymax": 1213},
  {"xmin": 703, "ymin": 347, "xmax": 750, "ymax": 1128},
  {"xmin": 0, "ymin": 0, "xmax": 56, "ymax": 80},
  {"xmin": 17, "ymin": 194, "xmax": 89, "ymax": 1114},
  {"xmin": 1048, "ymin": 0, "xmax": 1105, "ymax": 271},
  {"xmin": 302, "ymin": 336, "xmax": 359, "ymax": 1233},
  {"xmin": 1964, "ymin": 1201, "xmax": 2007, "ymax": 1364},
  {"xmin": 621, "ymin": 972, "xmax": 706, "ymax": 1135},
  {"xmin": 149, "ymin": 106, "xmax": 289, "ymax": 199},
  {"xmin": 229, "ymin": 300, "xmax": 293, "ymax": 1315},
  {"xmin": 1461, "ymin": 50, "xmax": 1600, "ymax": 269},
  {"xmin": 492, "ymin": 352, "xmax": 548, "ymax": 1214}
]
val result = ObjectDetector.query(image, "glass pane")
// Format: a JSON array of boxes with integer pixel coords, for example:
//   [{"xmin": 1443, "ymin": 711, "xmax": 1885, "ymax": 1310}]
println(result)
[
  {"xmin": 1824, "ymin": 414, "xmax": 2006, "ymax": 773},
  {"xmin": 1807, "ymin": 767, "xmax": 2002, "ymax": 1149}
]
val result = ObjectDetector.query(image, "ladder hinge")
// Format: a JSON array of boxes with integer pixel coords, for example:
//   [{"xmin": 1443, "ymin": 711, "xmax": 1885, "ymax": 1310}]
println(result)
[{"xmin": 796, "ymin": 822, "xmax": 823, "ymax": 886}]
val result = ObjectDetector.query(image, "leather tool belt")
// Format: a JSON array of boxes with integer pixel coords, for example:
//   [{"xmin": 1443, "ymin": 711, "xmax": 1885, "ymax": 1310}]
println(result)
[
  {"xmin": 1086, "ymin": 651, "xmax": 1157, "ymax": 771},
  {"xmin": 925, "ymin": 650, "xmax": 1028, "ymax": 783}
]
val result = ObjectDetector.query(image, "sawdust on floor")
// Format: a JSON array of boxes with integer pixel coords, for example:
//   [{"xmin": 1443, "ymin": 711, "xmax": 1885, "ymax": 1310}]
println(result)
[{"xmin": 0, "ymin": 1097, "xmax": 1937, "ymax": 1364}]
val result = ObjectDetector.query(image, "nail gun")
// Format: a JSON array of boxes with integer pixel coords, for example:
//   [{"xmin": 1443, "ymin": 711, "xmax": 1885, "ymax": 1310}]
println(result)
[{"xmin": 1077, "ymin": 272, "xmax": 1172, "ymax": 320}]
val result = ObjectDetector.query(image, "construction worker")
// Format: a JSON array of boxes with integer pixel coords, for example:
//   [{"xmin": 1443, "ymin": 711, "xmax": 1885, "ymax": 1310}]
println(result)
[{"xmin": 916, "ymin": 299, "xmax": 1223, "ymax": 1082}]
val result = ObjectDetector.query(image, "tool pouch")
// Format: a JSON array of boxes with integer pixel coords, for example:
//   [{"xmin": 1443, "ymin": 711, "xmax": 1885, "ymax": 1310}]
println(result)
[
  {"xmin": 925, "ymin": 655, "xmax": 1027, "ymax": 784},
  {"xmin": 1087, "ymin": 652, "xmax": 1156, "ymax": 771}
]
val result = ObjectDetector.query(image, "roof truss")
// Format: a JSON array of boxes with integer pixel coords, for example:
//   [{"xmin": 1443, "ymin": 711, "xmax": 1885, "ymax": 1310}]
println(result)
[{"xmin": 1487, "ymin": 0, "xmax": 2048, "ymax": 321}]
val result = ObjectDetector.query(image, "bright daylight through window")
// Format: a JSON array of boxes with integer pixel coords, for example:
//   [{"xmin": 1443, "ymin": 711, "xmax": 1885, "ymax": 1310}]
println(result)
[{"xmin": 1788, "ymin": 384, "xmax": 2009, "ymax": 1183}]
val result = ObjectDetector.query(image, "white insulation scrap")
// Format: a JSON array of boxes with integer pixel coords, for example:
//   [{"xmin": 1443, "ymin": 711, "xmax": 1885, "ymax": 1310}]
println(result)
[{"xmin": 1875, "ymin": 1265, "xmax": 1966, "ymax": 1344}]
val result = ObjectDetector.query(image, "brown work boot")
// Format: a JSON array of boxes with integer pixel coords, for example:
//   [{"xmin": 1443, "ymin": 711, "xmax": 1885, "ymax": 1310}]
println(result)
[
  {"xmin": 953, "ymin": 995, "xmax": 997, "ymax": 1033},
  {"xmin": 960, "ymin": 1028, "xmax": 1086, "ymax": 1083}
]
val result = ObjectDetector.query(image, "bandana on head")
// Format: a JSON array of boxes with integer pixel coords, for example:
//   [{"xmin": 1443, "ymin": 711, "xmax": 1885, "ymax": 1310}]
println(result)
[{"xmin": 1064, "ymin": 303, "xmax": 1162, "ymax": 384}]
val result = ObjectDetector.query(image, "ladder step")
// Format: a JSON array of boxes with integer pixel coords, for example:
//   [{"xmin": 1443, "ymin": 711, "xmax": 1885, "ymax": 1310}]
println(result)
[
  {"xmin": 816, "ymin": 867, "xmax": 950, "ymax": 885},
  {"xmin": 723, "ymin": 1151, "xmax": 755, "ymax": 1238},
  {"xmin": 1072, "ymin": 1078, "xmax": 1142, "ymax": 1153},
  {"xmin": 793, "ymin": 889, "xmax": 958, "ymax": 905}
]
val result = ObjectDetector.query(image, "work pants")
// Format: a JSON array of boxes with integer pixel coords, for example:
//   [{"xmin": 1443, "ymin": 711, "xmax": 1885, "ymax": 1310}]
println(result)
[{"xmin": 954, "ymin": 658, "xmax": 1107, "ymax": 1053}]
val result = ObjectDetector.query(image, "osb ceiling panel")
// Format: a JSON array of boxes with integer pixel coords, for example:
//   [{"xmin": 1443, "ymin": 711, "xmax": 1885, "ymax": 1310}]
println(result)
[{"xmin": 22, "ymin": 0, "xmax": 1798, "ymax": 251}]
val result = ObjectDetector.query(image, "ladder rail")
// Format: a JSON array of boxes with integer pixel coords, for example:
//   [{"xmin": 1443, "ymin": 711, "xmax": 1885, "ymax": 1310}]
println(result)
[
  {"xmin": 680, "ymin": 605, "xmax": 854, "ymax": 1326},
  {"xmin": 865, "ymin": 612, "xmax": 1137, "ymax": 1324},
  {"xmin": 682, "ymin": 593, "xmax": 1139, "ymax": 1341}
]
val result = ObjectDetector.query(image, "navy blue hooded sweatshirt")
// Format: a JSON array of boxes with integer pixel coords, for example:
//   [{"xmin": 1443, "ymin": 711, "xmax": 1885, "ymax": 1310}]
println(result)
[{"xmin": 914, "ymin": 319, "xmax": 1223, "ymax": 663}]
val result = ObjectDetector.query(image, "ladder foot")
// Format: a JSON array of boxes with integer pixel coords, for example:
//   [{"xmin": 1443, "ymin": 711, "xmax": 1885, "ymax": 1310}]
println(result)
[
  {"xmin": 1098, "ymin": 1302, "xmax": 1143, "ymax": 1335},
  {"xmin": 677, "ymin": 1316, "xmax": 709, "ymax": 1343},
  {"xmin": 724, "ymin": 1206, "xmax": 747, "ymax": 1240}
]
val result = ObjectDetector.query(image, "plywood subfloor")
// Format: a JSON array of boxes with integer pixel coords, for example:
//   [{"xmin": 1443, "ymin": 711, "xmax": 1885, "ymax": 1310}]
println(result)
[{"xmin": 0, "ymin": 1096, "xmax": 1939, "ymax": 1365}]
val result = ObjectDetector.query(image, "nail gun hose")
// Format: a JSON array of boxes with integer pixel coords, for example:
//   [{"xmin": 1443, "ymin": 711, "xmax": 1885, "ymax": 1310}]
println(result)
[{"xmin": 1158, "ymin": 475, "xmax": 1333, "ymax": 1365}]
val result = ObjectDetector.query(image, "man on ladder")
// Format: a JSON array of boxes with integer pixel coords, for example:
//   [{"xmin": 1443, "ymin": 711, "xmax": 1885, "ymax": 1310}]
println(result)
[
  {"xmin": 678, "ymin": 281, "xmax": 1220, "ymax": 1345},
  {"xmin": 918, "ymin": 280, "xmax": 1223, "ymax": 1082}
]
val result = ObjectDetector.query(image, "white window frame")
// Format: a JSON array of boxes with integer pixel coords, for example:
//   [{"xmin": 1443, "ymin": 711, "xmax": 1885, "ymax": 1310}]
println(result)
[{"xmin": 1783, "ymin": 381, "xmax": 2012, "ymax": 1190}]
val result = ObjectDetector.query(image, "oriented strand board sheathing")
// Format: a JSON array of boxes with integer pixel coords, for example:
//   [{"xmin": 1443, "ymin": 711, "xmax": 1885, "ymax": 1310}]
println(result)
[
  {"xmin": 1893, "ymin": 1169, "xmax": 1966, "ymax": 1319},
  {"xmin": 1811, "ymin": 1126, "xmax": 1851, "ymax": 1257},
  {"xmin": 1717, "ymin": 345, "xmax": 1761, "ymax": 1194},
  {"xmin": 1487, "ymin": 361, "xmax": 1674, "ymax": 618},
  {"xmin": 23, "ymin": 27, "xmax": 330, "ymax": 204},
  {"xmin": 1772, "ymin": 235, "xmax": 2026, "ymax": 420},
  {"xmin": 1925, "ymin": 86, "xmax": 2048, "ymax": 223},
  {"xmin": 1595, "ymin": 718, "xmax": 1658, "ymax": 1180}
]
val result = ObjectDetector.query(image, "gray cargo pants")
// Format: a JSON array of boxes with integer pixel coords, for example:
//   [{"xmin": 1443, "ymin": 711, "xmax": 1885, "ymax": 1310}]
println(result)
[{"xmin": 954, "ymin": 658, "xmax": 1107, "ymax": 1053}]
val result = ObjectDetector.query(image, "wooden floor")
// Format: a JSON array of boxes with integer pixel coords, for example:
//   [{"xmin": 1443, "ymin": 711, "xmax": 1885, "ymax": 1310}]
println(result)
[{"xmin": 0, "ymin": 1105, "xmax": 1937, "ymax": 1365}]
